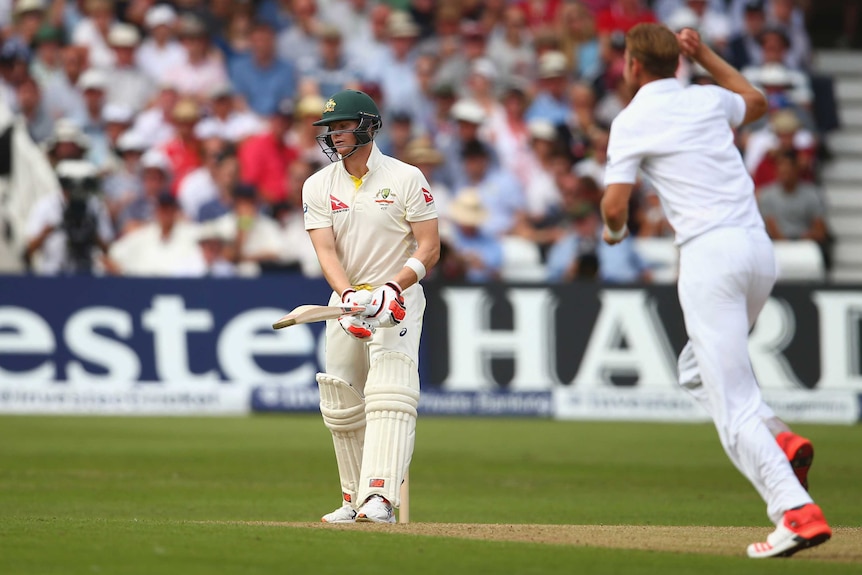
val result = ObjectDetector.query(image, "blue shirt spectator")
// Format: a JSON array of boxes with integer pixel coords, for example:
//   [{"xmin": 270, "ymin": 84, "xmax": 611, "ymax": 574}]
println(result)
[
  {"xmin": 228, "ymin": 21, "xmax": 296, "ymax": 117},
  {"xmin": 446, "ymin": 190, "xmax": 504, "ymax": 283},
  {"xmin": 546, "ymin": 209, "xmax": 651, "ymax": 283},
  {"xmin": 457, "ymin": 140, "xmax": 525, "ymax": 237}
]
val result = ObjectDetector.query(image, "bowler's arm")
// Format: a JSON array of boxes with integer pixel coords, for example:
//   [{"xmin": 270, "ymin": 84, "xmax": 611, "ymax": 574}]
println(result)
[
  {"xmin": 678, "ymin": 28, "xmax": 767, "ymax": 125},
  {"xmin": 601, "ymin": 183, "xmax": 635, "ymax": 245},
  {"xmin": 308, "ymin": 227, "xmax": 352, "ymax": 296},
  {"xmin": 390, "ymin": 218, "xmax": 441, "ymax": 290}
]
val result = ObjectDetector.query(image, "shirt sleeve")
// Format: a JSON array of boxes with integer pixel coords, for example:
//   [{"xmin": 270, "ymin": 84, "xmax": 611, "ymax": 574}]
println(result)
[
  {"xmin": 404, "ymin": 168, "xmax": 438, "ymax": 223},
  {"xmin": 302, "ymin": 176, "xmax": 332, "ymax": 230},
  {"xmin": 604, "ymin": 115, "xmax": 642, "ymax": 186},
  {"xmin": 704, "ymin": 85, "xmax": 746, "ymax": 128}
]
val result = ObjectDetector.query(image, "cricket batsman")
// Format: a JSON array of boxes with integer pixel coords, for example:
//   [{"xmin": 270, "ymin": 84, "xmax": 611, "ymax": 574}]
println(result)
[
  {"xmin": 303, "ymin": 89, "xmax": 440, "ymax": 523},
  {"xmin": 600, "ymin": 24, "xmax": 831, "ymax": 558}
]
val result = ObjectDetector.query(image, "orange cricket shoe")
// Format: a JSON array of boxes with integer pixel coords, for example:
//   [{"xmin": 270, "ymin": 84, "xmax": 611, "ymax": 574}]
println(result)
[
  {"xmin": 776, "ymin": 431, "xmax": 814, "ymax": 490},
  {"xmin": 747, "ymin": 503, "xmax": 832, "ymax": 558}
]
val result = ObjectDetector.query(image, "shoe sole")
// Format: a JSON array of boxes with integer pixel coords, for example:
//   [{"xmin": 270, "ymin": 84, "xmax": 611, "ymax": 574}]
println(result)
[
  {"xmin": 773, "ymin": 532, "xmax": 831, "ymax": 558},
  {"xmin": 356, "ymin": 514, "xmax": 396, "ymax": 524},
  {"xmin": 788, "ymin": 442, "xmax": 814, "ymax": 491}
]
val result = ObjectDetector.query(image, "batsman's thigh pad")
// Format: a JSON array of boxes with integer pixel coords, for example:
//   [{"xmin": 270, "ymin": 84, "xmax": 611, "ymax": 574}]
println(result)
[
  {"xmin": 358, "ymin": 352, "xmax": 420, "ymax": 508},
  {"xmin": 317, "ymin": 372, "xmax": 366, "ymax": 507}
]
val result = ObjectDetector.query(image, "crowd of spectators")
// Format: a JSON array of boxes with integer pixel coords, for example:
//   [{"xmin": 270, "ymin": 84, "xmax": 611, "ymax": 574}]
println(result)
[{"xmin": 0, "ymin": 0, "xmax": 838, "ymax": 283}]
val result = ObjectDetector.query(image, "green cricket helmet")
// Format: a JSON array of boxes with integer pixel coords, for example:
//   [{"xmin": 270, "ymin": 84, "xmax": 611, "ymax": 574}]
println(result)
[{"xmin": 313, "ymin": 89, "xmax": 383, "ymax": 161}]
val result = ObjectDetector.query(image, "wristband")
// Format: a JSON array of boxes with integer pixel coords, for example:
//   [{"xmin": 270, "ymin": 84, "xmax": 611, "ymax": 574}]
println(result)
[
  {"xmin": 404, "ymin": 257, "xmax": 426, "ymax": 281},
  {"xmin": 605, "ymin": 224, "xmax": 628, "ymax": 241}
]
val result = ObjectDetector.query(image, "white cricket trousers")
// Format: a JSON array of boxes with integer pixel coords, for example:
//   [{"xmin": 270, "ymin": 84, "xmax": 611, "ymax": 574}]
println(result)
[{"xmin": 677, "ymin": 227, "xmax": 812, "ymax": 524}]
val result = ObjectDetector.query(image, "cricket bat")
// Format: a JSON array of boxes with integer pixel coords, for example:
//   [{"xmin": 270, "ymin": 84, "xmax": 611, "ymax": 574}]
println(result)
[{"xmin": 271, "ymin": 304, "xmax": 366, "ymax": 329}]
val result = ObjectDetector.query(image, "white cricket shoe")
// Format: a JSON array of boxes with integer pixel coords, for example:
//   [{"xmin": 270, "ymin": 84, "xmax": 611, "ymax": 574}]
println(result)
[
  {"xmin": 747, "ymin": 504, "xmax": 831, "ymax": 558},
  {"xmin": 356, "ymin": 495, "xmax": 396, "ymax": 524},
  {"xmin": 321, "ymin": 503, "xmax": 357, "ymax": 524}
]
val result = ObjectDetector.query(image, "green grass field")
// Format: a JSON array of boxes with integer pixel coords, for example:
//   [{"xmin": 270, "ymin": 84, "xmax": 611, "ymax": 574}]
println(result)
[{"xmin": 1, "ymin": 415, "xmax": 860, "ymax": 574}]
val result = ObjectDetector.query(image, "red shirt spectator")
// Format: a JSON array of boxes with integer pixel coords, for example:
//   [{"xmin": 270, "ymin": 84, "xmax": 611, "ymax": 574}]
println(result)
[
  {"xmin": 514, "ymin": 0, "xmax": 563, "ymax": 32},
  {"xmin": 160, "ymin": 99, "xmax": 203, "ymax": 193},
  {"xmin": 238, "ymin": 100, "xmax": 300, "ymax": 204},
  {"xmin": 596, "ymin": 0, "xmax": 656, "ymax": 35}
]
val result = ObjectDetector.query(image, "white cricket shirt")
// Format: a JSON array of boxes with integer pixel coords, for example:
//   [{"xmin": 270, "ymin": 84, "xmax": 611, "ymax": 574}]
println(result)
[
  {"xmin": 303, "ymin": 143, "xmax": 438, "ymax": 286},
  {"xmin": 604, "ymin": 78, "xmax": 764, "ymax": 245}
]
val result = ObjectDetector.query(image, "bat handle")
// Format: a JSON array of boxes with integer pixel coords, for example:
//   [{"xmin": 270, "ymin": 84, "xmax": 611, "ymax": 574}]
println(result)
[{"xmin": 399, "ymin": 470, "xmax": 410, "ymax": 524}]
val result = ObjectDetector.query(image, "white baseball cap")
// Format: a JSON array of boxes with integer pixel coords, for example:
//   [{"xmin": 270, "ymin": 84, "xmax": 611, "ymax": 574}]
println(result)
[
  {"xmin": 140, "ymin": 149, "xmax": 172, "ymax": 173},
  {"xmin": 528, "ymin": 119, "xmax": 557, "ymax": 142},
  {"xmin": 116, "ymin": 130, "xmax": 149, "ymax": 152},
  {"xmin": 145, "ymin": 4, "xmax": 177, "ymax": 29}
]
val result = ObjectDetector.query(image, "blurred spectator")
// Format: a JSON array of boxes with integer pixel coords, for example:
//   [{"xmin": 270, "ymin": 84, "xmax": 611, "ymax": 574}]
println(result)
[
  {"xmin": 25, "ymin": 159, "xmax": 113, "ymax": 275},
  {"xmin": 272, "ymin": 159, "xmax": 322, "ymax": 277},
  {"xmin": 29, "ymin": 25, "xmax": 65, "ymax": 87},
  {"xmin": 197, "ymin": 150, "xmax": 241, "ymax": 222},
  {"xmin": 71, "ymin": 0, "xmax": 116, "ymax": 69},
  {"xmin": 102, "ymin": 129, "xmax": 147, "ymax": 225},
  {"xmin": 159, "ymin": 98, "xmax": 203, "ymax": 193},
  {"xmin": 758, "ymin": 150, "xmax": 829, "ymax": 260},
  {"xmin": 519, "ymin": 120, "xmax": 564, "ymax": 233},
  {"xmin": 117, "ymin": 148, "xmax": 172, "ymax": 236},
  {"xmin": 558, "ymin": 0, "xmax": 601, "ymax": 82},
  {"xmin": 466, "ymin": 58, "xmax": 503, "ymax": 124},
  {"xmin": 378, "ymin": 112, "xmax": 415, "ymax": 160},
  {"xmin": 104, "ymin": 23, "xmax": 153, "ymax": 112},
  {"xmin": 489, "ymin": 80, "xmax": 531, "ymax": 185},
  {"xmin": 742, "ymin": 29, "xmax": 812, "ymax": 107},
  {"xmin": 163, "ymin": 14, "xmax": 229, "ymax": 101},
  {"xmin": 525, "ymin": 51, "xmax": 571, "ymax": 127},
  {"xmin": 76, "ymin": 68, "xmax": 112, "ymax": 167},
  {"xmin": 0, "ymin": 36, "xmax": 31, "ymax": 108},
  {"xmin": 16, "ymin": 74, "xmax": 53, "ymax": 143},
  {"xmin": 546, "ymin": 202, "xmax": 651, "ymax": 283},
  {"xmin": 39, "ymin": 44, "xmax": 87, "ymax": 125},
  {"xmin": 435, "ymin": 20, "xmax": 490, "ymax": 95},
  {"xmin": 403, "ymin": 136, "xmax": 452, "ymax": 236},
  {"xmin": 458, "ymin": 139, "xmax": 525, "ymax": 237},
  {"xmin": 595, "ymin": 0, "xmax": 656, "ymax": 64},
  {"xmin": 229, "ymin": 20, "xmax": 296, "ymax": 117},
  {"xmin": 575, "ymin": 126, "xmax": 610, "ymax": 185},
  {"xmin": 213, "ymin": 183, "xmax": 283, "ymax": 275},
  {"xmin": 238, "ymin": 97, "xmax": 300, "ymax": 204},
  {"xmin": 763, "ymin": 0, "xmax": 811, "ymax": 69},
  {"xmin": 727, "ymin": 0, "xmax": 767, "ymax": 70},
  {"xmin": 6, "ymin": 0, "xmax": 46, "ymax": 59},
  {"xmin": 289, "ymin": 93, "xmax": 330, "ymax": 167},
  {"xmin": 105, "ymin": 191, "xmax": 204, "ymax": 276},
  {"xmin": 178, "ymin": 138, "xmax": 230, "ymax": 221},
  {"xmin": 346, "ymin": 1, "xmax": 390, "ymax": 80},
  {"xmin": 276, "ymin": 0, "xmax": 320, "ymax": 69},
  {"xmin": 445, "ymin": 188, "xmax": 503, "ymax": 283},
  {"xmin": 298, "ymin": 24, "xmax": 361, "ymax": 99},
  {"xmin": 368, "ymin": 11, "xmax": 421, "ymax": 121},
  {"xmin": 136, "ymin": 4, "xmax": 187, "ymax": 85},
  {"xmin": 486, "ymin": 3, "xmax": 535, "ymax": 83},
  {"xmin": 195, "ymin": 84, "xmax": 266, "ymax": 143},
  {"xmin": 255, "ymin": 0, "xmax": 294, "ymax": 33},
  {"xmin": 666, "ymin": 0, "xmax": 732, "ymax": 53},
  {"xmin": 440, "ymin": 98, "xmax": 488, "ymax": 190},
  {"xmin": 195, "ymin": 219, "xmax": 236, "ymax": 277},
  {"xmin": 746, "ymin": 109, "xmax": 817, "ymax": 188},
  {"xmin": 321, "ymin": 0, "xmax": 375, "ymax": 43},
  {"xmin": 43, "ymin": 118, "xmax": 90, "ymax": 166},
  {"xmin": 653, "ymin": 0, "xmax": 728, "ymax": 23},
  {"xmin": 411, "ymin": 52, "xmax": 440, "ymax": 137},
  {"xmin": 100, "ymin": 103, "xmax": 135, "ymax": 172},
  {"xmin": 130, "ymin": 82, "xmax": 179, "ymax": 148}
]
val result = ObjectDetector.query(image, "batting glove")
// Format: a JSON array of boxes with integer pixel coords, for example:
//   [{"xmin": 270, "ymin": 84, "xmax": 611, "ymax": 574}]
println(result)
[
  {"xmin": 365, "ymin": 281, "xmax": 406, "ymax": 328},
  {"xmin": 338, "ymin": 315, "xmax": 378, "ymax": 341},
  {"xmin": 341, "ymin": 287, "xmax": 373, "ymax": 313}
]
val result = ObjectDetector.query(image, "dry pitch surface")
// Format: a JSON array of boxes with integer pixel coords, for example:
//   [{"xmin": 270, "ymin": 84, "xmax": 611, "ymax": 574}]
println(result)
[{"xmin": 210, "ymin": 522, "xmax": 862, "ymax": 563}]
